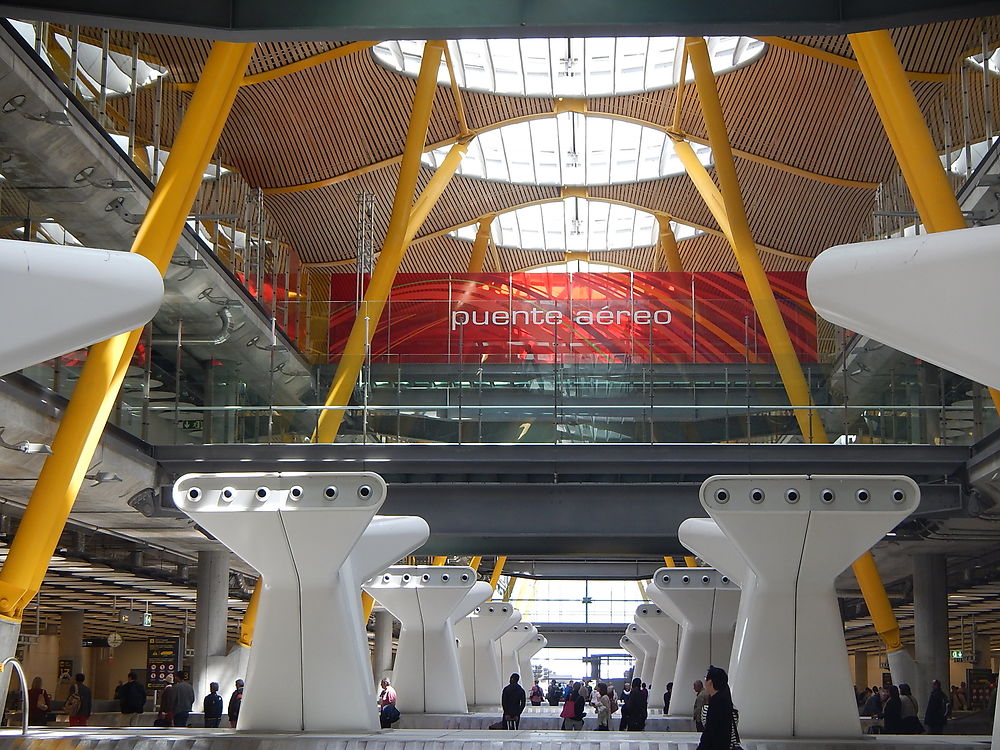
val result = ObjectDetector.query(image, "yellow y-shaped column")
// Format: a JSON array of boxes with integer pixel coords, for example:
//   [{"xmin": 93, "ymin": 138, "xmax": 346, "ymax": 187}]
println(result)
[{"xmin": 0, "ymin": 42, "xmax": 255, "ymax": 621}]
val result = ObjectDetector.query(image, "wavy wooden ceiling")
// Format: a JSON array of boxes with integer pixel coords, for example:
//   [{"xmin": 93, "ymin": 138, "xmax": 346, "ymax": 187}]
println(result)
[{"xmin": 98, "ymin": 18, "xmax": 1000, "ymax": 273}]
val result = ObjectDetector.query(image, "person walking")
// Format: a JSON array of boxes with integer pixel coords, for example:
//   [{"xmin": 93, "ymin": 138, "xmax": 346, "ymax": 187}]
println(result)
[
  {"xmin": 203, "ymin": 682, "xmax": 224, "ymax": 728},
  {"xmin": 924, "ymin": 679, "xmax": 949, "ymax": 734},
  {"xmin": 378, "ymin": 678, "xmax": 399, "ymax": 728},
  {"xmin": 529, "ymin": 679, "xmax": 544, "ymax": 707},
  {"xmin": 624, "ymin": 677, "xmax": 648, "ymax": 731},
  {"xmin": 228, "ymin": 679, "xmax": 244, "ymax": 728},
  {"xmin": 501, "ymin": 673, "xmax": 527, "ymax": 729},
  {"xmin": 158, "ymin": 674, "xmax": 177, "ymax": 727},
  {"xmin": 592, "ymin": 682, "xmax": 612, "ymax": 730},
  {"xmin": 559, "ymin": 682, "xmax": 585, "ymax": 730},
  {"xmin": 66, "ymin": 673, "xmax": 92, "ymax": 727},
  {"xmin": 119, "ymin": 672, "xmax": 147, "ymax": 726},
  {"xmin": 27, "ymin": 676, "xmax": 51, "ymax": 727},
  {"xmin": 664, "ymin": 682, "xmax": 673, "ymax": 714},
  {"xmin": 172, "ymin": 674, "xmax": 195, "ymax": 727},
  {"xmin": 697, "ymin": 666, "xmax": 739, "ymax": 750}
]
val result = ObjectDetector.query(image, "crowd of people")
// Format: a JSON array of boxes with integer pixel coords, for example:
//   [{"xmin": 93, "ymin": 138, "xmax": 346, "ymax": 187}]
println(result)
[{"xmin": 857, "ymin": 678, "xmax": 952, "ymax": 734}]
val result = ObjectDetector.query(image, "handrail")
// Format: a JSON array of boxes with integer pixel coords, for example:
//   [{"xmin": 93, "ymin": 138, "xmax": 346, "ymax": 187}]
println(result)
[{"xmin": 0, "ymin": 656, "xmax": 29, "ymax": 735}]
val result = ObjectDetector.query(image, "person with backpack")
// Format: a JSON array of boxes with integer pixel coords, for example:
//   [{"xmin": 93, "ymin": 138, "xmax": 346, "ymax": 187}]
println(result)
[
  {"xmin": 378, "ymin": 678, "xmax": 400, "ymax": 728},
  {"xmin": 697, "ymin": 666, "xmax": 740, "ymax": 750},
  {"xmin": 203, "ymin": 682, "xmax": 224, "ymax": 728},
  {"xmin": 529, "ymin": 679, "xmax": 544, "ymax": 707},
  {"xmin": 66, "ymin": 673, "xmax": 92, "ymax": 726}
]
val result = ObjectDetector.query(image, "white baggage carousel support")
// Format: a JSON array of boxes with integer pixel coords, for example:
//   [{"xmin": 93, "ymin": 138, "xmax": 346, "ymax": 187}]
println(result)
[
  {"xmin": 625, "ymin": 622, "xmax": 658, "ymax": 688},
  {"xmin": 173, "ymin": 472, "xmax": 429, "ymax": 733},
  {"xmin": 649, "ymin": 568, "xmax": 739, "ymax": 707},
  {"xmin": 517, "ymin": 633, "xmax": 547, "ymax": 684},
  {"xmin": 620, "ymin": 633, "xmax": 646, "ymax": 683},
  {"xmin": 700, "ymin": 474, "xmax": 919, "ymax": 738},
  {"xmin": 677, "ymin": 518, "xmax": 751, "ymax": 690},
  {"xmin": 633, "ymin": 602, "xmax": 679, "ymax": 710},
  {"xmin": 499, "ymin": 623, "xmax": 537, "ymax": 682},
  {"xmin": 363, "ymin": 566, "xmax": 478, "ymax": 714},
  {"xmin": 465, "ymin": 603, "xmax": 520, "ymax": 706}
]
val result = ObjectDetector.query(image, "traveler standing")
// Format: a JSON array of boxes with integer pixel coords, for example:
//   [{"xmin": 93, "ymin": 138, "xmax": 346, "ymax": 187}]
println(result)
[
  {"xmin": 501, "ymin": 673, "xmax": 526, "ymax": 729},
  {"xmin": 529, "ymin": 679, "xmax": 544, "ymax": 707},
  {"xmin": 559, "ymin": 682, "xmax": 585, "ymax": 730},
  {"xmin": 882, "ymin": 685, "xmax": 902, "ymax": 733},
  {"xmin": 693, "ymin": 680, "xmax": 709, "ymax": 731},
  {"xmin": 119, "ymin": 672, "xmax": 147, "ymax": 726},
  {"xmin": 592, "ymin": 682, "xmax": 612, "ymax": 730},
  {"xmin": 625, "ymin": 677, "xmax": 648, "ymax": 731},
  {"xmin": 67, "ymin": 673, "xmax": 92, "ymax": 726},
  {"xmin": 228, "ymin": 679, "xmax": 244, "ymax": 728},
  {"xmin": 378, "ymin": 678, "xmax": 399, "ymax": 728},
  {"xmin": 27, "ymin": 676, "xmax": 51, "ymax": 727},
  {"xmin": 664, "ymin": 682, "xmax": 673, "ymax": 714},
  {"xmin": 898, "ymin": 683, "xmax": 923, "ymax": 734},
  {"xmin": 697, "ymin": 666, "xmax": 739, "ymax": 750},
  {"xmin": 158, "ymin": 674, "xmax": 177, "ymax": 726},
  {"xmin": 172, "ymin": 674, "xmax": 195, "ymax": 727},
  {"xmin": 924, "ymin": 679, "xmax": 949, "ymax": 734},
  {"xmin": 203, "ymin": 682, "xmax": 224, "ymax": 728}
]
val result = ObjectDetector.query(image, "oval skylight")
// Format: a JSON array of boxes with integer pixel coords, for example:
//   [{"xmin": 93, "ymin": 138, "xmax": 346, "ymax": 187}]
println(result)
[
  {"xmin": 449, "ymin": 199, "xmax": 702, "ymax": 252},
  {"xmin": 373, "ymin": 37, "xmax": 766, "ymax": 98},
  {"xmin": 424, "ymin": 113, "xmax": 711, "ymax": 186}
]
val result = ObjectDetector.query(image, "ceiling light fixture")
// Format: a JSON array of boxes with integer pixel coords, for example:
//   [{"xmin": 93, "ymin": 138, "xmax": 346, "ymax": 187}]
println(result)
[{"xmin": 0, "ymin": 427, "xmax": 53, "ymax": 455}]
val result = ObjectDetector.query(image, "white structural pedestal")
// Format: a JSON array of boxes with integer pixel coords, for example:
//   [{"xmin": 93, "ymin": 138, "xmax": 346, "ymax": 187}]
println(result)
[
  {"xmin": 700, "ymin": 474, "xmax": 919, "ymax": 739},
  {"xmin": 620, "ymin": 634, "xmax": 646, "ymax": 683},
  {"xmin": 649, "ymin": 568, "xmax": 738, "ymax": 707},
  {"xmin": 633, "ymin": 602, "xmax": 679, "ymax": 709},
  {"xmin": 677, "ymin": 518, "xmax": 751, "ymax": 691},
  {"xmin": 363, "ymin": 566, "xmax": 477, "ymax": 714},
  {"xmin": 499, "ymin": 623, "xmax": 537, "ymax": 682},
  {"xmin": 461, "ymin": 602, "xmax": 520, "ymax": 706},
  {"xmin": 517, "ymin": 633, "xmax": 547, "ymax": 683},
  {"xmin": 0, "ymin": 240, "xmax": 163, "ymax": 376},
  {"xmin": 624, "ymin": 622, "xmax": 658, "ymax": 688},
  {"xmin": 173, "ymin": 472, "xmax": 429, "ymax": 733}
]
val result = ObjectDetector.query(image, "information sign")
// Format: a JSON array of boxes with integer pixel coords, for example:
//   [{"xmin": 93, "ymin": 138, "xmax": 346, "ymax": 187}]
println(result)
[{"xmin": 146, "ymin": 636, "xmax": 180, "ymax": 690}]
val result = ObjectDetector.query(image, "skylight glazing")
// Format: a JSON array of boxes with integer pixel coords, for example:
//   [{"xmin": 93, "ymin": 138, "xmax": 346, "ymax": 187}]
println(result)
[
  {"xmin": 373, "ymin": 37, "xmax": 766, "ymax": 97},
  {"xmin": 424, "ymin": 113, "xmax": 711, "ymax": 186},
  {"xmin": 449, "ymin": 198, "xmax": 701, "ymax": 252}
]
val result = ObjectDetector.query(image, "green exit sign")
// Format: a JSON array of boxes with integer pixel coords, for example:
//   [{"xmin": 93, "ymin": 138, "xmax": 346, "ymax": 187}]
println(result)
[
  {"xmin": 951, "ymin": 650, "xmax": 964, "ymax": 659},
  {"xmin": 179, "ymin": 420, "xmax": 203, "ymax": 431}
]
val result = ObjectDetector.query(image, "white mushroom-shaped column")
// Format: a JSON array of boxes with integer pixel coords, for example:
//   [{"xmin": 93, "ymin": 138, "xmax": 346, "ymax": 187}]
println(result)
[
  {"xmin": 625, "ymin": 621, "xmax": 658, "ymax": 688},
  {"xmin": 633, "ymin": 602, "xmax": 679, "ymax": 710},
  {"xmin": 461, "ymin": 602, "xmax": 521, "ymax": 707},
  {"xmin": 517, "ymin": 633, "xmax": 547, "ymax": 685},
  {"xmin": 620, "ymin": 633, "xmax": 646, "ymax": 684},
  {"xmin": 173, "ymin": 472, "xmax": 429, "ymax": 732},
  {"xmin": 700, "ymin": 474, "xmax": 918, "ymax": 738},
  {"xmin": 499, "ymin": 622, "xmax": 537, "ymax": 683},
  {"xmin": 363, "ymin": 565, "xmax": 478, "ymax": 714}
]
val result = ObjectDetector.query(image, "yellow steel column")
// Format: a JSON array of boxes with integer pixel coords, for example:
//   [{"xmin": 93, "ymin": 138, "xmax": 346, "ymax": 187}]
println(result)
[
  {"xmin": 849, "ymin": 31, "xmax": 1000, "ymax": 413},
  {"xmin": 314, "ymin": 41, "xmax": 447, "ymax": 443},
  {"xmin": 656, "ymin": 214, "xmax": 684, "ymax": 272},
  {"xmin": 502, "ymin": 577, "xmax": 515, "ymax": 602},
  {"xmin": 469, "ymin": 556, "xmax": 483, "ymax": 572},
  {"xmin": 362, "ymin": 591, "xmax": 376, "ymax": 624},
  {"xmin": 663, "ymin": 557, "xmax": 676, "ymax": 568},
  {"xmin": 468, "ymin": 217, "xmax": 493, "ymax": 273},
  {"xmin": 489, "ymin": 556, "xmax": 507, "ymax": 592},
  {"xmin": 852, "ymin": 552, "xmax": 903, "ymax": 651},
  {"xmin": 686, "ymin": 37, "xmax": 827, "ymax": 444},
  {"xmin": 237, "ymin": 579, "xmax": 262, "ymax": 647},
  {"xmin": 431, "ymin": 556, "xmax": 448, "ymax": 566},
  {"xmin": 0, "ymin": 42, "xmax": 255, "ymax": 620}
]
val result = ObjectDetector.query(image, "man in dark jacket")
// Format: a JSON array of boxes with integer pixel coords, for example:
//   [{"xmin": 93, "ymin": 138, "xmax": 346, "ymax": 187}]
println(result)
[
  {"xmin": 228, "ymin": 679, "xmax": 244, "ymax": 728},
  {"xmin": 172, "ymin": 675, "xmax": 195, "ymax": 727},
  {"xmin": 203, "ymin": 682, "xmax": 224, "ymax": 728},
  {"xmin": 501, "ymin": 673, "xmax": 527, "ymax": 729},
  {"xmin": 119, "ymin": 672, "xmax": 147, "ymax": 726},
  {"xmin": 69, "ymin": 673, "xmax": 92, "ymax": 726},
  {"xmin": 924, "ymin": 679, "xmax": 949, "ymax": 734}
]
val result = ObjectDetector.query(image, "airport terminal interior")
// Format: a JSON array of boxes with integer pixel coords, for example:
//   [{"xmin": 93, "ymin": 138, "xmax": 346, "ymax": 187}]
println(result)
[{"xmin": 0, "ymin": 1, "xmax": 1000, "ymax": 747}]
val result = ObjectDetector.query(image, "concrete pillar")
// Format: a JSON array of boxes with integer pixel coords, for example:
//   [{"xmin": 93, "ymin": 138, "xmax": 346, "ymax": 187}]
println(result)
[
  {"xmin": 59, "ymin": 611, "xmax": 84, "ymax": 678},
  {"xmin": 913, "ymin": 553, "xmax": 949, "ymax": 690},
  {"xmin": 373, "ymin": 609, "xmax": 394, "ymax": 684},
  {"xmin": 192, "ymin": 549, "xmax": 231, "ymax": 699}
]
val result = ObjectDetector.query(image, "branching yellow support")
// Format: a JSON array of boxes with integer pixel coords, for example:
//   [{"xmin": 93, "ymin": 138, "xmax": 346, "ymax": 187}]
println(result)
[
  {"xmin": 468, "ymin": 217, "xmax": 493, "ymax": 273},
  {"xmin": 656, "ymin": 214, "xmax": 684, "ymax": 272},
  {"xmin": 314, "ymin": 42, "xmax": 458, "ymax": 443},
  {"xmin": 489, "ymin": 556, "xmax": 507, "ymax": 592},
  {"xmin": 238, "ymin": 579, "xmax": 261, "ymax": 647},
  {"xmin": 685, "ymin": 37, "xmax": 827, "ymax": 444},
  {"xmin": 0, "ymin": 41, "xmax": 255, "ymax": 620}
]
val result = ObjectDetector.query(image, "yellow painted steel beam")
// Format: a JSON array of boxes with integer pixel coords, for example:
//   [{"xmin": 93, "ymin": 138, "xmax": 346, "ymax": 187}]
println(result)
[
  {"xmin": 852, "ymin": 552, "xmax": 903, "ymax": 651},
  {"xmin": 362, "ymin": 591, "xmax": 376, "ymax": 624},
  {"xmin": 636, "ymin": 580, "xmax": 650, "ymax": 600},
  {"xmin": 468, "ymin": 217, "xmax": 493, "ymax": 273},
  {"xmin": 502, "ymin": 577, "xmax": 515, "ymax": 602},
  {"xmin": 683, "ymin": 556, "xmax": 698, "ymax": 568},
  {"xmin": 656, "ymin": 213, "xmax": 684, "ymax": 272},
  {"xmin": 686, "ymin": 36, "xmax": 827, "ymax": 444},
  {"xmin": 663, "ymin": 557, "xmax": 676, "ymax": 568},
  {"xmin": 431, "ymin": 556, "xmax": 448, "ymax": 566},
  {"xmin": 237, "ymin": 579, "xmax": 261, "ymax": 647},
  {"xmin": 756, "ymin": 36, "xmax": 950, "ymax": 83},
  {"xmin": 469, "ymin": 556, "xmax": 483, "ymax": 572},
  {"xmin": 174, "ymin": 41, "xmax": 378, "ymax": 91},
  {"xmin": 672, "ymin": 47, "xmax": 689, "ymax": 133},
  {"xmin": 441, "ymin": 43, "xmax": 470, "ymax": 136},
  {"xmin": 0, "ymin": 41, "xmax": 255, "ymax": 620},
  {"xmin": 313, "ymin": 42, "xmax": 452, "ymax": 443},
  {"xmin": 262, "ymin": 111, "xmax": 877, "ymax": 195},
  {"xmin": 489, "ymin": 556, "xmax": 507, "ymax": 592}
]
